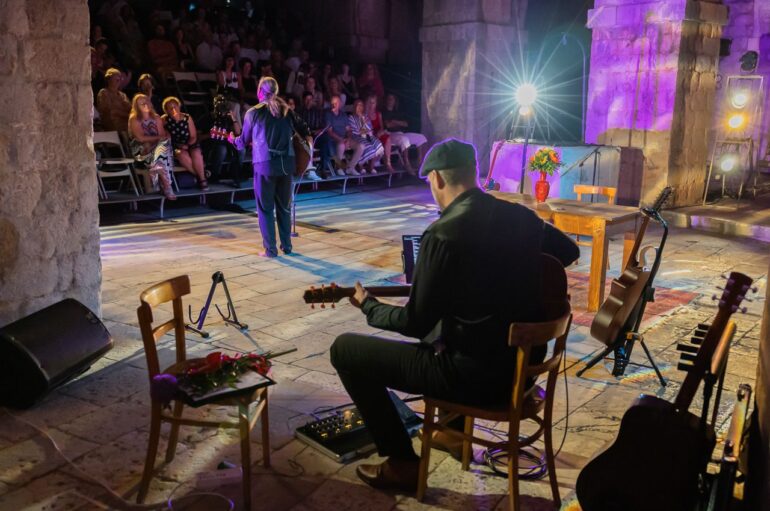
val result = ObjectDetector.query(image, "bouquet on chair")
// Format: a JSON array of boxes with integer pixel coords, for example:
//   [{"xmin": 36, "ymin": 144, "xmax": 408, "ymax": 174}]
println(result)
[{"xmin": 151, "ymin": 352, "xmax": 273, "ymax": 408}]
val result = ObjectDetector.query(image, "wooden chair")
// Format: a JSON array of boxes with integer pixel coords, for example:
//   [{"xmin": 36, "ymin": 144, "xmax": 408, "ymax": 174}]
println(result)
[
  {"xmin": 416, "ymin": 302, "xmax": 572, "ymax": 511},
  {"xmin": 574, "ymin": 185, "xmax": 617, "ymax": 267},
  {"xmin": 136, "ymin": 275, "xmax": 270, "ymax": 509}
]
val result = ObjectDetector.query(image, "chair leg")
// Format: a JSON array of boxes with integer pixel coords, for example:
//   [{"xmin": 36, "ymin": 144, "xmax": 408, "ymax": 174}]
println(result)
[
  {"xmin": 260, "ymin": 390, "xmax": 271, "ymax": 468},
  {"xmin": 164, "ymin": 401, "xmax": 184, "ymax": 463},
  {"xmin": 138, "ymin": 403, "xmax": 162, "ymax": 503},
  {"xmin": 507, "ymin": 424, "xmax": 521, "ymax": 511},
  {"xmin": 543, "ymin": 421, "xmax": 561, "ymax": 508},
  {"xmin": 416, "ymin": 401, "xmax": 436, "ymax": 502},
  {"xmin": 461, "ymin": 416, "xmax": 474, "ymax": 471},
  {"xmin": 238, "ymin": 402, "xmax": 252, "ymax": 511}
]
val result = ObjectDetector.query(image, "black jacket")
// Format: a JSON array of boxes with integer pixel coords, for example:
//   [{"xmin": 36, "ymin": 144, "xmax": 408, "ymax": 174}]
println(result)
[{"xmin": 362, "ymin": 188, "xmax": 580, "ymax": 362}]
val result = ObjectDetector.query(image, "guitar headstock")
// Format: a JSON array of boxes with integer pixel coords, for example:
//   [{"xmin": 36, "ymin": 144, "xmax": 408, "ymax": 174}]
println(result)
[
  {"xmin": 302, "ymin": 283, "xmax": 345, "ymax": 309},
  {"xmin": 641, "ymin": 186, "xmax": 673, "ymax": 217},
  {"xmin": 712, "ymin": 272, "xmax": 756, "ymax": 314}
]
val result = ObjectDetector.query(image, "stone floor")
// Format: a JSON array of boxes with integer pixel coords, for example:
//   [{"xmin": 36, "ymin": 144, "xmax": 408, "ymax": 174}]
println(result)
[{"xmin": 0, "ymin": 182, "xmax": 768, "ymax": 511}]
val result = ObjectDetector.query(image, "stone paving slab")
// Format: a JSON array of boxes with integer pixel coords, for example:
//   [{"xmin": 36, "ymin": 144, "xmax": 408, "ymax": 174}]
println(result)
[{"xmin": 0, "ymin": 184, "xmax": 767, "ymax": 510}]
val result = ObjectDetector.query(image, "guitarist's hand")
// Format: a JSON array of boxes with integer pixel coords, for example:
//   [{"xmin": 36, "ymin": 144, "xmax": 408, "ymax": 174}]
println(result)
[{"xmin": 349, "ymin": 282, "xmax": 370, "ymax": 309}]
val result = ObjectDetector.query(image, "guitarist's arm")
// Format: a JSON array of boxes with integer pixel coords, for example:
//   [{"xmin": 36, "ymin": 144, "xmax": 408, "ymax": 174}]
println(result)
[
  {"xmin": 359, "ymin": 231, "xmax": 450, "ymax": 339},
  {"xmin": 542, "ymin": 222, "xmax": 580, "ymax": 267}
]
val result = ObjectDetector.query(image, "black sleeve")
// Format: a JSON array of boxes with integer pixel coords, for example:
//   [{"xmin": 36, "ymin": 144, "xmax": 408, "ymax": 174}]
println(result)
[
  {"xmin": 542, "ymin": 222, "xmax": 580, "ymax": 266},
  {"xmin": 288, "ymin": 109, "xmax": 311, "ymax": 138},
  {"xmin": 360, "ymin": 231, "xmax": 450, "ymax": 339}
]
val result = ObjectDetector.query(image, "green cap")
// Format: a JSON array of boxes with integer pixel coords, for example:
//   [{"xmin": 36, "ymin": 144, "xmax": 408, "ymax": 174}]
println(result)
[{"xmin": 419, "ymin": 138, "xmax": 477, "ymax": 177}]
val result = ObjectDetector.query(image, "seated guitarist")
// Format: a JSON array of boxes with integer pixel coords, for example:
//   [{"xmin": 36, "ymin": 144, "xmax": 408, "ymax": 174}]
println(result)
[{"xmin": 330, "ymin": 138, "xmax": 580, "ymax": 492}]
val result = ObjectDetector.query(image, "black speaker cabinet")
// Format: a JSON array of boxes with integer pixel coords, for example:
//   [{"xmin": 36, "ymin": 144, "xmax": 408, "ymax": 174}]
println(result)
[{"xmin": 0, "ymin": 299, "xmax": 113, "ymax": 408}]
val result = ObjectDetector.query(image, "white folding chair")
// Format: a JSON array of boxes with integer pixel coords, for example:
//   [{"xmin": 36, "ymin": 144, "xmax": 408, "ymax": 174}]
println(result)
[{"xmin": 93, "ymin": 131, "xmax": 141, "ymax": 198}]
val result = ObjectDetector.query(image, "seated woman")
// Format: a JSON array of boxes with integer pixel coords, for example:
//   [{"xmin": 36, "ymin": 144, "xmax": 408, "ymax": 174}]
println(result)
[
  {"xmin": 239, "ymin": 58, "xmax": 259, "ymax": 107},
  {"xmin": 161, "ymin": 96, "xmax": 208, "ymax": 191},
  {"xmin": 382, "ymin": 93, "xmax": 428, "ymax": 173},
  {"xmin": 96, "ymin": 67, "xmax": 131, "ymax": 132},
  {"xmin": 207, "ymin": 93, "xmax": 243, "ymax": 186},
  {"xmin": 127, "ymin": 94, "xmax": 176, "ymax": 199},
  {"xmin": 365, "ymin": 95, "xmax": 395, "ymax": 173},
  {"xmin": 348, "ymin": 99, "xmax": 384, "ymax": 175},
  {"xmin": 217, "ymin": 55, "xmax": 241, "ymax": 125},
  {"xmin": 137, "ymin": 73, "xmax": 162, "ymax": 115}
]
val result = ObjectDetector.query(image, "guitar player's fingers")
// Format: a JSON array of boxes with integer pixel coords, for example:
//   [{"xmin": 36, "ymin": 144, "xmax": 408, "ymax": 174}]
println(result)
[{"xmin": 349, "ymin": 282, "xmax": 369, "ymax": 309}]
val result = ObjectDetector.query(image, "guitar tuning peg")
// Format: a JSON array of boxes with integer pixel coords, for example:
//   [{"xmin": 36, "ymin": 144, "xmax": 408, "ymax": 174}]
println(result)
[
  {"xmin": 711, "ymin": 294, "xmax": 718, "ymax": 301},
  {"xmin": 331, "ymin": 303, "xmax": 335, "ymax": 309},
  {"xmin": 715, "ymin": 286, "xmax": 725, "ymax": 291},
  {"xmin": 320, "ymin": 303, "xmax": 326, "ymax": 309},
  {"xmin": 720, "ymin": 273, "xmax": 727, "ymax": 279},
  {"xmin": 752, "ymin": 287, "xmax": 758, "ymax": 293},
  {"xmin": 742, "ymin": 297, "xmax": 753, "ymax": 303},
  {"xmin": 740, "ymin": 307, "xmax": 747, "ymax": 314}
]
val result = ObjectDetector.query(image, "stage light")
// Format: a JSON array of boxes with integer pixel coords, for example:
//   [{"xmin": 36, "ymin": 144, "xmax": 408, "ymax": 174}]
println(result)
[
  {"xmin": 731, "ymin": 91, "xmax": 749, "ymax": 109},
  {"xmin": 727, "ymin": 114, "xmax": 746, "ymax": 129},
  {"xmin": 719, "ymin": 154, "xmax": 737, "ymax": 173},
  {"xmin": 515, "ymin": 83, "xmax": 538, "ymax": 107},
  {"xmin": 518, "ymin": 105, "xmax": 532, "ymax": 117}
]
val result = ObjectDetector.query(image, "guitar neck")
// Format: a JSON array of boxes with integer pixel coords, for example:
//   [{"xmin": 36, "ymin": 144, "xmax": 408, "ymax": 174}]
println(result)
[
  {"xmin": 338, "ymin": 286, "xmax": 411, "ymax": 298},
  {"xmin": 625, "ymin": 216, "xmax": 650, "ymax": 269}
]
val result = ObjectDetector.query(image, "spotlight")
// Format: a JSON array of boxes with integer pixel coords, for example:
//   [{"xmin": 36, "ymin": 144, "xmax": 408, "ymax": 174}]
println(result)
[
  {"xmin": 727, "ymin": 114, "xmax": 746, "ymax": 129},
  {"xmin": 719, "ymin": 154, "xmax": 737, "ymax": 172},
  {"xmin": 515, "ymin": 83, "xmax": 538, "ymax": 107},
  {"xmin": 731, "ymin": 91, "xmax": 749, "ymax": 109}
]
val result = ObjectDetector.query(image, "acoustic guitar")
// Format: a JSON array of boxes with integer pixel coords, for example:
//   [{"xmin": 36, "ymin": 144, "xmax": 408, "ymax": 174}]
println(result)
[
  {"xmin": 589, "ymin": 187, "xmax": 672, "ymax": 365},
  {"xmin": 576, "ymin": 271, "xmax": 755, "ymax": 511}
]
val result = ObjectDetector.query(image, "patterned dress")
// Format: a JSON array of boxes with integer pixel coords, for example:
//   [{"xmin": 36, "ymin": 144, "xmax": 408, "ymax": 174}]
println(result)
[
  {"xmin": 130, "ymin": 117, "xmax": 173, "ymax": 191},
  {"xmin": 164, "ymin": 113, "xmax": 199, "ymax": 150},
  {"xmin": 348, "ymin": 114, "xmax": 384, "ymax": 165}
]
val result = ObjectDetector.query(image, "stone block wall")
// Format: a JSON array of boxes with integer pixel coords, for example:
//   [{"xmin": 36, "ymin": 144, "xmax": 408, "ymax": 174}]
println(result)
[
  {"xmin": 585, "ymin": 0, "xmax": 727, "ymax": 206},
  {"xmin": 0, "ymin": 0, "xmax": 101, "ymax": 325}
]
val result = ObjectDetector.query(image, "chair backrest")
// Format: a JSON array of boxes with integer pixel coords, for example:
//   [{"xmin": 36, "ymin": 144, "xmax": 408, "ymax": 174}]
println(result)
[
  {"xmin": 196, "ymin": 72, "xmax": 217, "ymax": 93},
  {"xmin": 137, "ymin": 275, "xmax": 191, "ymax": 379},
  {"xmin": 93, "ymin": 130, "xmax": 128, "ymax": 157},
  {"xmin": 574, "ymin": 184, "xmax": 617, "ymax": 205},
  {"xmin": 174, "ymin": 71, "xmax": 201, "ymax": 94}
]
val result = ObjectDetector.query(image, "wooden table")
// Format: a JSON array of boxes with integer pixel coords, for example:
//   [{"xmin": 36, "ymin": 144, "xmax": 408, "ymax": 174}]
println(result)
[{"xmin": 490, "ymin": 191, "xmax": 641, "ymax": 312}]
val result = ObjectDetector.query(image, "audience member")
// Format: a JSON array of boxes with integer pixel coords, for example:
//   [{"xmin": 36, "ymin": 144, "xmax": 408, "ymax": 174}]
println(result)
[
  {"xmin": 324, "ymin": 95, "xmax": 360, "ymax": 177},
  {"xmin": 195, "ymin": 30, "xmax": 223, "ymax": 72},
  {"xmin": 217, "ymin": 56, "xmax": 241, "ymax": 124},
  {"xmin": 271, "ymin": 50, "xmax": 288, "ymax": 87},
  {"xmin": 365, "ymin": 95, "xmax": 394, "ymax": 173},
  {"xmin": 128, "ymin": 94, "xmax": 175, "ymax": 200},
  {"xmin": 349, "ymin": 98, "xmax": 384, "ymax": 174},
  {"xmin": 173, "ymin": 27, "xmax": 195, "ymax": 70},
  {"xmin": 161, "ymin": 97, "xmax": 208, "ymax": 190},
  {"xmin": 137, "ymin": 73, "xmax": 162, "ymax": 114},
  {"xmin": 338, "ymin": 63, "xmax": 358, "ymax": 105},
  {"xmin": 298, "ymin": 92, "xmax": 325, "ymax": 181},
  {"xmin": 324, "ymin": 77, "xmax": 346, "ymax": 109},
  {"xmin": 147, "ymin": 24, "xmax": 179, "ymax": 78},
  {"xmin": 96, "ymin": 67, "xmax": 131, "ymax": 131},
  {"xmin": 303, "ymin": 76, "xmax": 323, "ymax": 108},
  {"xmin": 208, "ymin": 94, "xmax": 242, "ymax": 186},
  {"xmin": 240, "ymin": 33, "xmax": 260, "ymax": 69},
  {"xmin": 358, "ymin": 63, "xmax": 384, "ymax": 104},
  {"xmin": 214, "ymin": 19, "xmax": 238, "ymax": 50},
  {"xmin": 239, "ymin": 58, "xmax": 259, "ymax": 105},
  {"xmin": 257, "ymin": 37, "xmax": 273, "ymax": 61},
  {"xmin": 382, "ymin": 93, "xmax": 427, "ymax": 172}
]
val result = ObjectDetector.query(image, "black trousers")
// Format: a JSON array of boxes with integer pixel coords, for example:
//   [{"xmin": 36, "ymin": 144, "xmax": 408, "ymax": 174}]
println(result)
[
  {"xmin": 330, "ymin": 333, "xmax": 513, "ymax": 460},
  {"xmin": 253, "ymin": 170, "xmax": 293, "ymax": 255}
]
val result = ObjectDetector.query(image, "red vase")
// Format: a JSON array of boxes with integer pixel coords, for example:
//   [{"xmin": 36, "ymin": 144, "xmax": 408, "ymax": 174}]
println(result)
[{"xmin": 535, "ymin": 171, "xmax": 550, "ymax": 203}]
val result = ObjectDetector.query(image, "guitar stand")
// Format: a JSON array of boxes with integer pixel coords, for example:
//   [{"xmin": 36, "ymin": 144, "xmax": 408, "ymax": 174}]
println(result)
[
  {"xmin": 577, "ymin": 331, "xmax": 667, "ymax": 387},
  {"xmin": 186, "ymin": 271, "xmax": 248, "ymax": 338}
]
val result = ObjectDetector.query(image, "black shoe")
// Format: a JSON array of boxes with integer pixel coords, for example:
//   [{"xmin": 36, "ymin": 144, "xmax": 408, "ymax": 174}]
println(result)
[{"xmin": 356, "ymin": 458, "xmax": 419, "ymax": 493}]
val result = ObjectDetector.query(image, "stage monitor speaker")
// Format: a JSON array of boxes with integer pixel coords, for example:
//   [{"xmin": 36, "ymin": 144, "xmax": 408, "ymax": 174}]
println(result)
[{"xmin": 0, "ymin": 299, "xmax": 113, "ymax": 409}]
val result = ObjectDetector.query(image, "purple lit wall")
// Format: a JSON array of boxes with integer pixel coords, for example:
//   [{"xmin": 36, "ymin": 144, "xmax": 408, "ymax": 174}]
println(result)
[{"xmin": 584, "ymin": 0, "xmax": 727, "ymax": 206}]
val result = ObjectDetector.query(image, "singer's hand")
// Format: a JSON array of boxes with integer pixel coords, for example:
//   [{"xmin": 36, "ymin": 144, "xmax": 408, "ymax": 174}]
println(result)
[{"xmin": 349, "ymin": 282, "xmax": 370, "ymax": 309}]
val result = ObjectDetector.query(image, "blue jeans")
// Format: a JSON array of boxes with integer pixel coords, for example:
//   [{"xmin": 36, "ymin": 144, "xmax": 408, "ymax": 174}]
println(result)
[{"xmin": 207, "ymin": 141, "xmax": 243, "ymax": 182}]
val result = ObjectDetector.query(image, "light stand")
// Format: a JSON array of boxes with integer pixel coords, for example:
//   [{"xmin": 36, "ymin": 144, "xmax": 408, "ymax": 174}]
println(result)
[{"xmin": 518, "ymin": 113, "xmax": 536, "ymax": 194}]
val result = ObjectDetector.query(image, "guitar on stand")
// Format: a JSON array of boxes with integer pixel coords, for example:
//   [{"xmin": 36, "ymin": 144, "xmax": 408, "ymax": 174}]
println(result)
[
  {"xmin": 577, "ymin": 186, "xmax": 673, "ymax": 386},
  {"xmin": 576, "ymin": 272, "xmax": 755, "ymax": 511}
]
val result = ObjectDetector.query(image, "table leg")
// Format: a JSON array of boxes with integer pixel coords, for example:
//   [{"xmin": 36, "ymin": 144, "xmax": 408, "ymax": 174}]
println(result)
[
  {"xmin": 622, "ymin": 230, "xmax": 637, "ymax": 269},
  {"xmin": 588, "ymin": 221, "xmax": 609, "ymax": 312}
]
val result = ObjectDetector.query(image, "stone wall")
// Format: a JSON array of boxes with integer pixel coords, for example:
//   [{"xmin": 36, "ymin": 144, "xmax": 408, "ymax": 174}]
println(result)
[
  {"xmin": 420, "ymin": 0, "xmax": 527, "ymax": 174},
  {"xmin": 585, "ymin": 0, "xmax": 727, "ymax": 206},
  {"xmin": 0, "ymin": 0, "xmax": 101, "ymax": 325}
]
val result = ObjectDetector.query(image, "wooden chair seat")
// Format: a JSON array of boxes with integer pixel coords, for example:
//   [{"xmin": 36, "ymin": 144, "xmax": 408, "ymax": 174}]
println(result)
[
  {"xmin": 136, "ymin": 275, "xmax": 270, "ymax": 510},
  {"xmin": 427, "ymin": 385, "xmax": 546, "ymax": 424}
]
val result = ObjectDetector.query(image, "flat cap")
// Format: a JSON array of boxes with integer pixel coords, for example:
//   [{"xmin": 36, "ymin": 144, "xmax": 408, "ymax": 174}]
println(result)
[{"xmin": 419, "ymin": 138, "xmax": 477, "ymax": 177}]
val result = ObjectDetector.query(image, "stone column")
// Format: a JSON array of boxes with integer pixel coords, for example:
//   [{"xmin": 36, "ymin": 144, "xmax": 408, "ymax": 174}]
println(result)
[
  {"xmin": 585, "ymin": 0, "xmax": 727, "ymax": 206},
  {"xmin": 420, "ymin": 0, "xmax": 527, "ymax": 174},
  {"xmin": 0, "ymin": 0, "xmax": 101, "ymax": 325}
]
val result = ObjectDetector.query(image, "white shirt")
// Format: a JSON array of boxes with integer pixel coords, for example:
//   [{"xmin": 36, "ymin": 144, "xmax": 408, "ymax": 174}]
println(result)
[{"xmin": 196, "ymin": 41, "xmax": 223, "ymax": 72}]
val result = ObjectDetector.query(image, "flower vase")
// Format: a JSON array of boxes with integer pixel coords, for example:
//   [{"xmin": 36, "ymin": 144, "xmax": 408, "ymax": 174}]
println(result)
[{"xmin": 535, "ymin": 171, "xmax": 550, "ymax": 203}]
